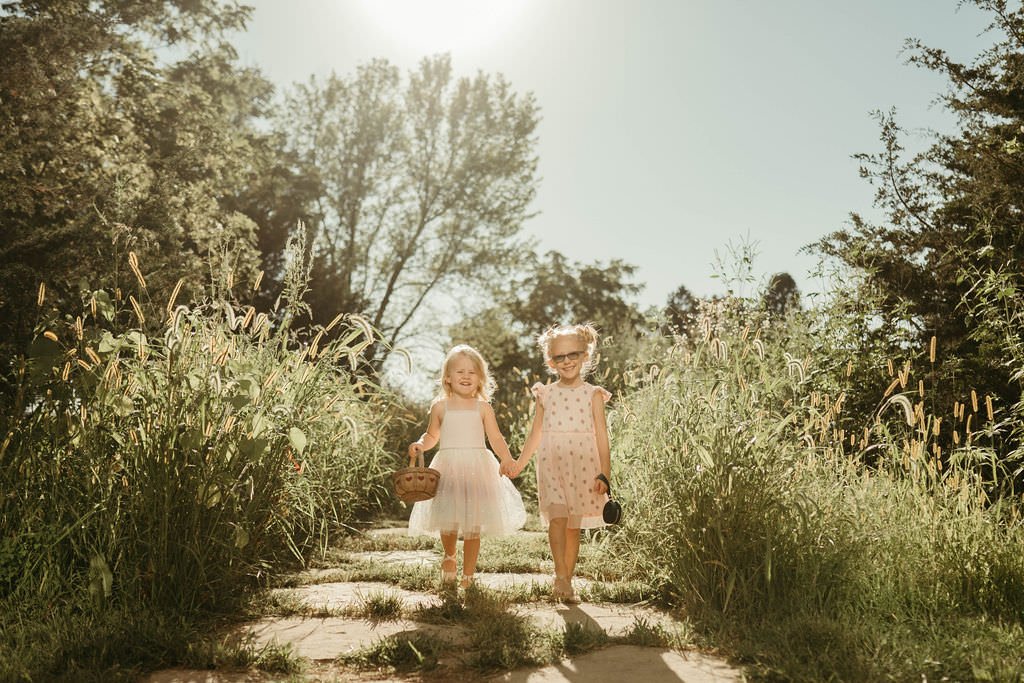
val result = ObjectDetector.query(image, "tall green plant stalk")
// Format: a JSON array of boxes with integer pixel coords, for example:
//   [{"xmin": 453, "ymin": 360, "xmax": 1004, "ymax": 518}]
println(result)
[
  {"xmin": 0, "ymin": 250, "xmax": 391, "ymax": 616},
  {"xmin": 610, "ymin": 294, "xmax": 1024, "ymax": 679}
]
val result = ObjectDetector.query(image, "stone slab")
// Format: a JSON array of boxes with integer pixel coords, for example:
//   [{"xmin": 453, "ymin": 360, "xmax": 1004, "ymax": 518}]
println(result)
[
  {"xmin": 472, "ymin": 573, "xmax": 594, "ymax": 594},
  {"xmin": 142, "ymin": 670, "xmax": 271, "ymax": 683},
  {"xmin": 365, "ymin": 526, "xmax": 415, "ymax": 537},
  {"xmin": 348, "ymin": 550, "xmax": 437, "ymax": 567},
  {"xmin": 521, "ymin": 602, "xmax": 675, "ymax": 637},
  {"xmin": 487, "ymin": 645, "xmax": 743, "ymax": 682},
  {"xmin": 275, "ymin": 581, "xmax": 440, "ymax": 612},
  {"xmin": 237, "ymin": 616, "xmax": 467, "ymax": 661}
]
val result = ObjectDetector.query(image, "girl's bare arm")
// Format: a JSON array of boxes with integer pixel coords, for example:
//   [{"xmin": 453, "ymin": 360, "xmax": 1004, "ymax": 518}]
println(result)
[
  {"xmin": 408, "ymin": 402, "xmax": 443, "ymax": 458},
  {"xmin": 513, "ymin": 401, "xmax": 545, "ymax": 476},
  {"xmin": 591, "ymin": 392, "xmax": 611, "ymax": 493},
  {"xmin": 481, "ymin": 403, "xmax": 514, "ymax": 467}
]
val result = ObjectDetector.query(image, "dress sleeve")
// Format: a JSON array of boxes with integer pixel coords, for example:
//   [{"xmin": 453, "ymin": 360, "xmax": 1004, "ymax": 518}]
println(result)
[{"xmin": 592, "ymin": 384, "xmax": 612, "ymax": 403}]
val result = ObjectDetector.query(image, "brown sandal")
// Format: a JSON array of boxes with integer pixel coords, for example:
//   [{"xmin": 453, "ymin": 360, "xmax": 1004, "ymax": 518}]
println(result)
[
  {"xmin": 552, "ymin": 575, "xmax": 580, "ymax": 604},
  {"xmin": 440, "ymin": 553, "xmax": 457, "ymax": 585}
]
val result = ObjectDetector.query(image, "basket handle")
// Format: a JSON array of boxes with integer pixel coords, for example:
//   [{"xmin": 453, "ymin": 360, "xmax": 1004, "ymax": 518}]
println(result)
[{"xmin": 409, "ymin": 448, "xmax": 425, "ymax": 468}]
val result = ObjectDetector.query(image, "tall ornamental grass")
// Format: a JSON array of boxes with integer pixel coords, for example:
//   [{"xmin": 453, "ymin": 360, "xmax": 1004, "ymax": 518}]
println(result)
[
  {"xmin": 612, "ymin": 299, "xmax": 1024, "ymax": 680},
  {"xmin": 0, "ymin": 253, "xmax": 392, "ymax": 679}
]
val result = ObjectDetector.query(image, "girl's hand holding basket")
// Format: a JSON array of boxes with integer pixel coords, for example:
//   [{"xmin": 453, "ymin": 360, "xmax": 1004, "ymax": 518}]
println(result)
[{"xmin": 392, "ymin": 447, "xmax": 440, "ymax": 504}]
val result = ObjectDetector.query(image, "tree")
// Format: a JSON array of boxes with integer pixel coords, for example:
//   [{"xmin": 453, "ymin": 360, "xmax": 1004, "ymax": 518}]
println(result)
[
  {"xmin": 0, "ymin": 0, "xmax": 269, "ymax": 374},
  {"xmin": 812, "ymin": 0, "xmax": 1024, "ymax": 457},
  {"xmin": 449, "ymin": 250, "xmax": 645, "ymax": 413},
  {"xmin": 762, "ymin": 272, "xmax": 800, "ymax": 320},
  {"xmin": 664, "ymin": 284, "xmax": 700, "ymax": 337},
  {"xmin": 272, "ymin": 55, "xmax": 540, "ymax": 365}
]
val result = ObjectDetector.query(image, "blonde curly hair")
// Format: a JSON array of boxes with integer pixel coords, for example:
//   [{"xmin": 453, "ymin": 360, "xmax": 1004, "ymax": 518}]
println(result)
[
  {"xmin": 536, "ymin": 323, "xmax": 600, "ymax": 378},
  {"xmin": 435, "ymin": 344, "xmax": 497, "ymax": 402}
]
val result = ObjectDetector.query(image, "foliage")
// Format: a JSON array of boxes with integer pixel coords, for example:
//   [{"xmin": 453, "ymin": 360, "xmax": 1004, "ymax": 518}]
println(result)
[
  {"xmin": 448, "ymin": 249, "xmax": 648, "ymax": 440},
  {"xmin": 761, "ymin": 272, "xmax": 800, "ymax": 320},
  {"xmin": 663, "ymin": 283, "xmax": 700, "ymax": 337},
  {"xmin": 612, "ymin": 292, "xmax": 1024, "ymax": 680},
  {"xmin": 0, "ymin": 0, "xmax": 272, "ymax": 382},
  {"xmin": 812, "ymin": 0, "xmax": 1024, "ymax": 459},
  {"xmin": 271, "ymin": 54, "xmax": 540, "ymax": 365},
  {"xmin": 0, "ymin": 241, "xmax": 392, "ymax": 679}
]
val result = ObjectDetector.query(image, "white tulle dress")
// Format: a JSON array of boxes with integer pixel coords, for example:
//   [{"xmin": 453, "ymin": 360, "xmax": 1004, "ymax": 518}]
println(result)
[{"xmin": 408, "ymin": 401, "xmax": 526, "ymax": 538}]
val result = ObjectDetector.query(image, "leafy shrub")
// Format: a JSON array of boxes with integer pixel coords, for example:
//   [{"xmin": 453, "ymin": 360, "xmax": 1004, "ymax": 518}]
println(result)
[
  {"xmin": 611, "ymin": 296, "xmax": 1024, "ymax": 679},
  {"xmin": 0, "ymin": 244, "xmax": 394, "ymax": 678}
]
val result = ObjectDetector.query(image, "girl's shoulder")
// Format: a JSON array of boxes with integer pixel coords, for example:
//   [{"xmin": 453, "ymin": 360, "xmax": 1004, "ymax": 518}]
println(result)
[
  {"xmin": 530, "ymin": 381, "xmax": 551, "ymax": 400},
  {"xmin": 584, "ymin": 382, "xmax": 612, "ymax": 404}
]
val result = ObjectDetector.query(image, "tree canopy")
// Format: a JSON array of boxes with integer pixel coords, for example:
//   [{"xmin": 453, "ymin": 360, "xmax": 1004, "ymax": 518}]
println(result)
[
  {"xmin": 813, "ymin": 0, "xmax": 1024, "ymax": 457},
  {"xmin": 269, "ymin": 55, "xmax": 540, "ymax": 365},
  {"xmin": 0, "ymin": 0, "xmax": 270, "ymax": 370},
  {"xmin": 449, "ymin": 250, "xmax": 645, "ymax": 411}
]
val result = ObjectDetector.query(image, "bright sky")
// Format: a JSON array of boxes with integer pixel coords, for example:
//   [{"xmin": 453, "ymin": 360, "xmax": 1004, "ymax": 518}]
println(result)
[{"xmin": 230, "ymin": 0, "xmax": 993, "ymax": 310}]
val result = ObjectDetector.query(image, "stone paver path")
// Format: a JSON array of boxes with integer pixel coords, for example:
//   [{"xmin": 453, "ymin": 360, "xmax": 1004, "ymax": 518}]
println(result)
[
  {"xmin": 521, "ymin": 601, "xmax": 676, "ymax": 637},
  {"xmin": 239, "ymin": 615, "xmax": 466, "ymax": 661},
  {"xmin": 145, "ymin": 671, "xmax": 273, "ymax": 683},
  {"xmin": 146, "ymin": 524, "xmax": 745, "ymax": 682},
  {"xmin": 276, "ymin": 580, "xmax": 440, "ymax": 612},
  {"xmin": 488, "ymin": 645, "xmax": 743, "ymax": 683},
  {"xmin": 473, "ymin": 572, "xmax": 589, "ymax": 592},
  {"xmin": 348, "ymin": 549, "xmax": 437, "ymax": 567}
]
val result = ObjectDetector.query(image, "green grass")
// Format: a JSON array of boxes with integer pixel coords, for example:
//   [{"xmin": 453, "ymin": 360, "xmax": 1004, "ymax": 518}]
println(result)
[
  {"xmin": 346, "ymin": 591, "xmax": 405, "ymax": 621},
  {"xmin": 338, "ymin": 632, "xmax": 445, "ymax": 673},
  {"xmin": 247, "ymin": 589, "xmax": 339, "ymax": 618},
  {"xmin": 0, "ymin": 246, "xmax": 398, "ymax": 680},
  {"xmin": 322, "ymin": 531, "xmax": 439, "ymax": 555},
  {"xmin": 610, "ymin": 307, "xmax": 1024, "ymax": 681},
  {"xmin": 0, "ymin": 599, "xmax": 306, "ymax": 683}
]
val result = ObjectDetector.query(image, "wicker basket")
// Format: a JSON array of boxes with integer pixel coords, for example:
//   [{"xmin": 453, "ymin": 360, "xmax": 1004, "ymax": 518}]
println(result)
[{"xmin": 391, "ymin": 451, "xmax": 440, "ymax": 503}]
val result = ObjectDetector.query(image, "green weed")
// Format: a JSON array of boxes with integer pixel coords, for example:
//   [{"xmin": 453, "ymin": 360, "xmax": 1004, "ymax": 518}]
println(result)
[{"xmin": 339, "ymin": 632, "xmax": 444, "ymax": 672}]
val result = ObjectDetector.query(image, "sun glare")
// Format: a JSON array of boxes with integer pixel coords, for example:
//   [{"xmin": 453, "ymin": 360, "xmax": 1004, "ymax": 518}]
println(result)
[{"xmin": 356, "ymin": 0, "xmax": 530, "ymax": 53}]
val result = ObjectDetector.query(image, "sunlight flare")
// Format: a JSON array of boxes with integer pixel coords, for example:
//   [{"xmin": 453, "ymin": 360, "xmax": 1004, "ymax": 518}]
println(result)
[{"xmin": 356, "ymin": 0, "xmax": 530, "ymax": 52}]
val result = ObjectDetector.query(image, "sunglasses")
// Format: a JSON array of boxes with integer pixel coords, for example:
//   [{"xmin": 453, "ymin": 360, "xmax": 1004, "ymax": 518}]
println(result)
[{"xmin": 552, "ymin": 351, "xmax": 584, "ymax": 364}]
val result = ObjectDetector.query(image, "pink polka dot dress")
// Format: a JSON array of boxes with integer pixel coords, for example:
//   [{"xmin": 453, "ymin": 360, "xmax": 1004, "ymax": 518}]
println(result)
[{"xmin": 531, "ymin": 382, "xmax": 611, "ymax": 529}]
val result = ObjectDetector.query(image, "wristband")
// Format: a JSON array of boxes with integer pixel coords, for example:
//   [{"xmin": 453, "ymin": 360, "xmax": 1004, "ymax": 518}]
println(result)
[{"xmin": 595, "ymin": 473, "xmax": 610, "ymax": 490}]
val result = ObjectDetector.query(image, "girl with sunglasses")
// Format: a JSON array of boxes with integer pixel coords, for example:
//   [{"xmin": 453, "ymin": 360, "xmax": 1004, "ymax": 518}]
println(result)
[{"xmin": 505, "ymin": 323, "xmax": 612, "ymax": 603}]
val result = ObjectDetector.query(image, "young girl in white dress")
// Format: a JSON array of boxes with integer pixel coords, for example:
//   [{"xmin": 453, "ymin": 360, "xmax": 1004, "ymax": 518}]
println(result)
[
  {"xmin": 508, "ymin": 323, "xmax": 612, "ymax": 603},
  {"xmin": 408, "ymin": 344, "xmax": 526, "ymax": 586}
]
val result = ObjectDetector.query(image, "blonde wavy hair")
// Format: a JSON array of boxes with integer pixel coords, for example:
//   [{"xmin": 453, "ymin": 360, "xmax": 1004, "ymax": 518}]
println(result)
[
  {"xmin": 435, "ymin": 344, "xmax": 497, "ymax": 402},
  {"xmin": 536, "ymin": 323, "xmax": 600, "ymax": 378}
]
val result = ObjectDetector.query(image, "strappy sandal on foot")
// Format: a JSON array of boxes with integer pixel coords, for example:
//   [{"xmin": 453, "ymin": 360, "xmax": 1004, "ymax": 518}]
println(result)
[
  {"xmin": 552, "ymin": 576, "xmax": 580, "ymax": 604},
  {"xmin": 440, "ymin": 553, "xmax": 457, "ymax": 585},
  {"xmin": 460, "ymin": 575, "xmax": 475, "ymax": 589}
]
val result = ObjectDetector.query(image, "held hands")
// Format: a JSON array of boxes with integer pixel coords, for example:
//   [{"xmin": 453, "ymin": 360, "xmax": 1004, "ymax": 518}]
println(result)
[{"xmin": 499, "ymin": 457, "xmax": 518, "ymax": 478}]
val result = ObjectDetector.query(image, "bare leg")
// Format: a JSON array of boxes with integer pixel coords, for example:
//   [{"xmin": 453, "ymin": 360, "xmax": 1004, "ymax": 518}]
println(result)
[
  {"xmin": 548, "ymin": 517, "xmax": 572, "ymax": 599},
  {"xmin": 462, "ymin": 536, "xmax": 481, "ymax": 586},
  {"xmin": 548, "ymin": 517, "xmax": 569, "ymax": 579},
  {"xmin": 564, "ymin": 526, "xmax": 582, "ymax": 578},
  {"xmin": 561, "ymin": 526, "xmax": 582, "ymax": 603},
  {"xmin": 440, "ymin": 531, "xmax": 458, "ymax": 583}
]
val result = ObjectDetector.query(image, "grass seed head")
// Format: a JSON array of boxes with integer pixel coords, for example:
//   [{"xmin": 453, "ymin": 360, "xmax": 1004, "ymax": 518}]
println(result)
[
  {"xmin": 166, "ymin": 278, "xmax": 184, "ymax": 320},
  {"xmin": 129, "ymin": 295, "xmax": 145, "ymax": 325},
  {"xmin": 128, "ymin": 251, "xmax": 147, "ymax": 289}
]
